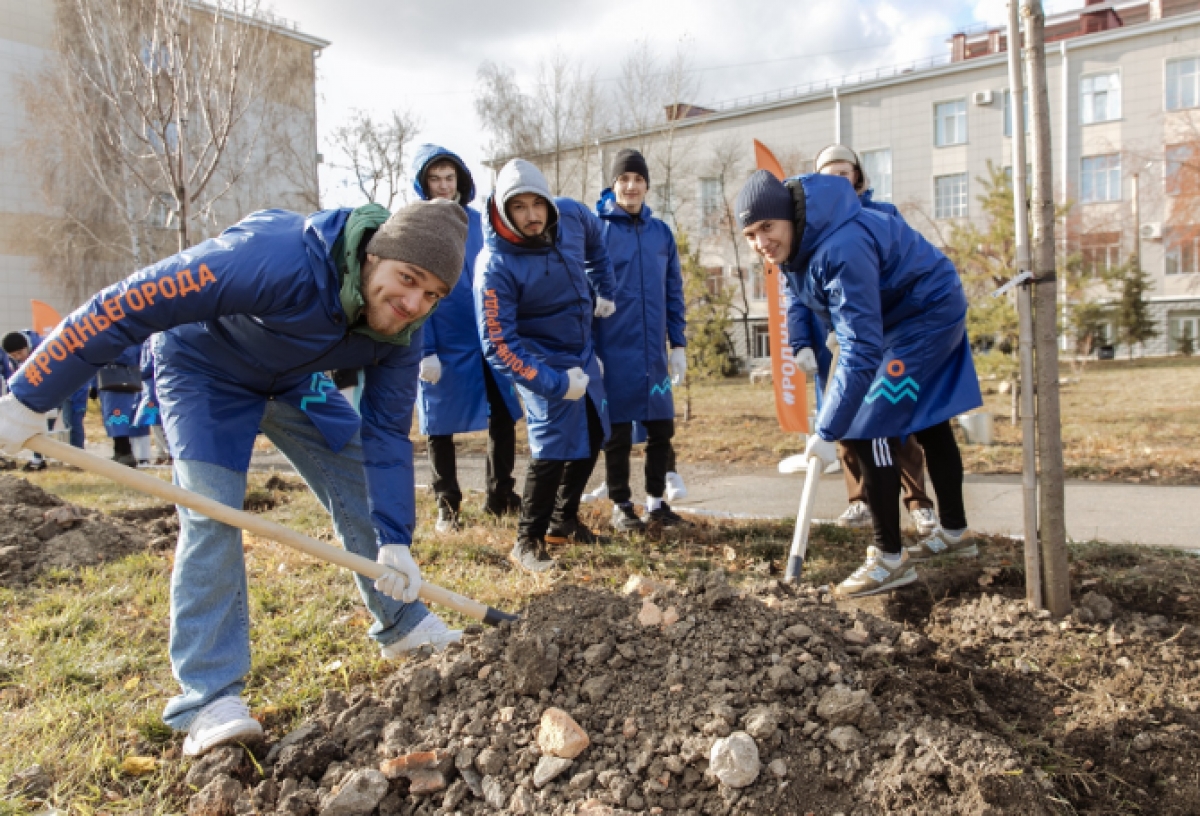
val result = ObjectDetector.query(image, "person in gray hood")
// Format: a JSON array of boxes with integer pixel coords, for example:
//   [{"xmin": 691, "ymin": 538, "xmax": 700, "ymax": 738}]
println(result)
[{"xmin": 474, "ymin": 159, "xmax": 617, "ymax": 573}]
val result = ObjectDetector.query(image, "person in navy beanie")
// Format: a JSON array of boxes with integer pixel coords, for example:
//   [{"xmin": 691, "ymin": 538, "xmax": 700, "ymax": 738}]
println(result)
[{"xmin": 737, "ymin": 169, "xmax": 982, "ymax": 599}]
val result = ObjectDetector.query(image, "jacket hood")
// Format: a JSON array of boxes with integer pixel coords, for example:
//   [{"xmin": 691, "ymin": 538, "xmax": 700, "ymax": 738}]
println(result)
[
  {"xmin": 494, "ymin": 159, "xmax": 559, "ymax": 237},
  {"xmin": 596, "ymin": 189, "xmax": 653, "ymax": 222},
  {"xmin": 793, "ymin": 173, "xmax": 863, "ymax": 267},
  {"xmin": 411, "ymin": 144, "xmax": 475, "ymax": 205}
]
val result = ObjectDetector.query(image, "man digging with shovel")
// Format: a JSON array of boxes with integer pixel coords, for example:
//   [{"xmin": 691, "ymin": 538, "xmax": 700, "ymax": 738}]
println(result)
[{"xmin": 0, "ymin": 198, "xmax": 468, "ymax": 756}]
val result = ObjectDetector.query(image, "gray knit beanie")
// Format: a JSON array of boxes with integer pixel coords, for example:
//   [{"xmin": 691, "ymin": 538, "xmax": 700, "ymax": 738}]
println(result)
[{"xmin": 365, "ymin": 198, "xmax": 468, "ymax": 290}]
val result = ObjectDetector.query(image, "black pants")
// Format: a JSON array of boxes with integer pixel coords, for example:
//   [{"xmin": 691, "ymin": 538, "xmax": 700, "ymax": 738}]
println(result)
[
  {"xmin": 844, "ymin": 420, "xmax": 967, "ymax": 555},
  {"xmin": 603, "ymin": 419, "xmax": 675, "ymax": 505},
  {"xmin": 518, "ymin": 398, "xmax": 604, "ymax": 541},
  {"xmin": 427, "ymin": 361, "xmax": 518, "ymax": 512}
]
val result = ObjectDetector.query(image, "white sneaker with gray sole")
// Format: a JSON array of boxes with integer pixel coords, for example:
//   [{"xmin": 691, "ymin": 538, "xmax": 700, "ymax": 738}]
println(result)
[
  {"xmin": 380, "ymin": 613, "xmax": 462, "ymax": 659},
  {"xmin": 182, "ymin": 696, "xmax": 263, "ymax": 757},
  {"xmin": 834, "ymin": 546, "xmax": 918, "ymax": 598}
]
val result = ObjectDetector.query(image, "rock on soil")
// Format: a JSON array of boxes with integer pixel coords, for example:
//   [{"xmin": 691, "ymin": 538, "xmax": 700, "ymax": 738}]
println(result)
[
  {"xmin": 177, "ymin": 560, "xmax": 1200, "ymax": 816},
  {"xmin": 0, "ymin": 475, "xmax": 161, "ymax": 584}
]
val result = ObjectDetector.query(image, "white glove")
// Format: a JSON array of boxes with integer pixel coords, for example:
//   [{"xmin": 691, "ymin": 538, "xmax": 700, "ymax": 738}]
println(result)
[
  {"xmin": 563, "ymin": 367, "xmax": 589, "ymax": 401},
  {"xmin": 374, "ymin": 544, "xmax": 423, "ymax": 604},
  {"xmin": 795, "ymin": 347, "xmax": 818, "ymax": 376},
  {"xmin": 0, "ymin": 394, "xmax": 48, "ymax": 456},
  {"xmin": 594, "ymin": 297, "xmax": 616, "ymax": 319},
  {"xmin": 804, "ymin": 433, "xmax": 838, "ymax": 467},
  {"xmin": 669, "ymin": 348, "xmax": 687, "ymax": 385},
  {"xmin": 419, "ymin": 355, "xmax": 442, "ymax": 384}
]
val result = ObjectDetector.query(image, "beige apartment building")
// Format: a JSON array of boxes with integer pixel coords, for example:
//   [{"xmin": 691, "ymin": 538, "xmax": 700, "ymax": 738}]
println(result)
[
  {"xmin": 508, "ymin": 0, "xmax": 1200, "ymax": 365},
  {"xmin": 0, "ymin": 0, "xmax": 327, "ymax": 334}
]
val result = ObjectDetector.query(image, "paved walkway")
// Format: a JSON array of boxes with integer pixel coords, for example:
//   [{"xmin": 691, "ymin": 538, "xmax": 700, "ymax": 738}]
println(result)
[{"xmin": 245, "ymin": 450, "xmax": 1200, "ymax": 552}]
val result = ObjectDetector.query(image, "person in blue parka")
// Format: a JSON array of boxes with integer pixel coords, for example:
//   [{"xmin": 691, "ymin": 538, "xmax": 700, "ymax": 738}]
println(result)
[
  {"xmin": 1, "ymin": 330, "xmax": 87, "ymax": 468},
  {"xmin": 475, "ymin": 158, "xmax": 616, "ymax": 574},
  {"xmin": 738, "ymin": 170, "xmax": 983, "ymax": 599},
  {"xmin": 98, "ymin": 343, "xmax": 152, "ymax": 466},
  {"xmin": 593, "ymin": 149, "xmax": 689, "ymax": 533},
  {"xmin": 134, "ymin": 338, "xmax": 171, "ymax": 464},
  {"xmin": 806, "ymin": 144, "xmax": 938, "ymax": 537},
  {"xmin": 411, "ymin": 144, "xmax": 524, "ymax": 532},
  {"xmin": 0, "ymin": 198, "xmax": 470, "ymax": 757}
]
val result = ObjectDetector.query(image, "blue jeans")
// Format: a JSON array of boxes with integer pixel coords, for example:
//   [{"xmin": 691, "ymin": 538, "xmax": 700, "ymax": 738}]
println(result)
[{"xmin": 161, "ymin": 400, "xmax": 429, "ymax": 731}]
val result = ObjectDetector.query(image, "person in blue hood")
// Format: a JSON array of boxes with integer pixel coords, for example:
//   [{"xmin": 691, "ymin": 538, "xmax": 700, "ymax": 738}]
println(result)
[
  {"xmin": 593, "ymin": 149, "xmax": 688, "ymax": 533},
  {"xmin": 475, "ymin": 158, "xmax": 617, "ymax": 574},
  {"xmin": 808, "ymin": 144, "xmax": 938, "ymax": 538},
  {"xmin": 738, "ymin": 169, "xmax": 983, "ymax": 599},
  {"xmin": 0, "ymin": 198, "xmax": 469, "ymax": 757},
  {"xmin": 97, "ymin": 343, "xmax": 152, "ymax": 466},
  {"xmin": 411, "ymin": 144, "xmax": 524, "ymax": 533}
]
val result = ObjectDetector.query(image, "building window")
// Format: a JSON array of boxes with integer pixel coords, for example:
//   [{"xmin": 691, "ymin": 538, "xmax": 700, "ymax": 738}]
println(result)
[
  {"xmin": 1165, "ymin": 143, "xmax": 1198, "ymax": 197},
  {"xmin": 934, "ymin": 99, "xmax": 967, "ymax": 146},
  {"xmin": 1166, "ymin": 228, "xmax": 1200, "ymax": 275},
  {"xmin": 749, "ymin": 264, "xmax": 766, "ymax": 301},
  {"xmin": 1081, "ymin": 70, "xmax": 1121, "ymax": 124},
  {"xmin": 934, "ymin": 173, "xmax": 968, "ymax": 219},
  {"xmin": 752, "ymin": 324, "xmax": 771, "ymax": 360},
  {"xmin": 861, "ymin": 149, "xmax": 892, "ymax": 201},
  {"xmin": 698, "ymin": 178, "xmax": 722, "ymax": 235},
  {"xmin": 1002, "ymin": 89, "xmax": 1030, "ymax": 137},
  {"xmin": 1166, "ymin": 57, "xmax": 1200, "ymax": 111},
  {"xmin": 705, "ymin": 266, "xmax": 724, "ymax": 296},
  {"xmin": 1169, "ymin": 312, "xmax": 1200, "ymax": 353},
  {"xmin": 1080, "ymin": 154, "xmax": 1121, "ymax": 203},
  {"xmin": 1081, "ymin": 232, "xmax": 1120, "ymax": 276}
]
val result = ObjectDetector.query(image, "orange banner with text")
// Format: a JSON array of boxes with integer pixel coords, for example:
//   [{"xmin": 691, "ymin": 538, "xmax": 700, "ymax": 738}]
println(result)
[{"xmin": 753, "ymin": 140, "xmax": 809, "ymax": 434}]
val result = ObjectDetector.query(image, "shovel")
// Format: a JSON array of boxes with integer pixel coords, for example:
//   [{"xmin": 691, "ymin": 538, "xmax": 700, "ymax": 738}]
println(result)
[{"xmin": 24, "ymin": 434, "xmax": 518, "ymax": 625}]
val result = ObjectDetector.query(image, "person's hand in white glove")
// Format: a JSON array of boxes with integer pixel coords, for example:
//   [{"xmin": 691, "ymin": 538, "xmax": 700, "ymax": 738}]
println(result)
[
  {"xmin": 374, "ymin": 544, "xmax": 423, "ymax": 604},
  {"xmin": 804, "ymin": 433, "xmax": 838, "ymax": 467},
  {"xmin": 418, "ymin": 355, "xmax": 442, "ymax": 384},
  {"xmin": 795, "ymin": 347, "xmax": 818, "ymax": 376},
  {"xmin": 669, "ymin": 348, "xmax": 688, "ymax": 385},
  {"xmin": 594, "ymin": 297, "xmax": 616, "ymax": 319},
  {"xmin": 563, "ymin": 367, "xmax": 589, "ymax": 401},
  {"xmin": 0, "ymin": 394, "xmax": 48, "ymax": 456}
]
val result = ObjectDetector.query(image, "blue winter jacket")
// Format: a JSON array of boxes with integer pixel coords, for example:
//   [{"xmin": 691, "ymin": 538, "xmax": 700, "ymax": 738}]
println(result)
[
  {"xmin": 475, "ymin": 197, "xmax": 616, "ymax": 460},
  {"xmin": 780, "ymin": 174, "xmax": 982, "ymax": 441},
  {"xmin": 8, "ymin": 208, "xmax": 424, "ymax": 547},
  {"xmin": 134, "ymin": 339, "xmax": 161, "ymax": 427},
  {"xmin": 411, "ymin": 145, "xmax": 522, "ymax": 436},
  {"xmin": 593, "ymin": 192, "xmax": 686, "ymax": 424},
  {"xmin": 99, "ymin": 345, "xmax": 149, "ymax": 439}
]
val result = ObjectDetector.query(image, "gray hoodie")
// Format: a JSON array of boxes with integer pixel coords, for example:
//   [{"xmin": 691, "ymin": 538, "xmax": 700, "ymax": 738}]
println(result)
[{"xmin": 494, "ymin": 159, "xmax": 560, "ymax": 239}]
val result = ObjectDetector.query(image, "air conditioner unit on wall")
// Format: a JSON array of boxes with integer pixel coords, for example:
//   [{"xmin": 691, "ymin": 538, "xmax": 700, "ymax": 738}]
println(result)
[
  {"xmin": 1141, "ymin": 222, "xmax": 1163, "ymax": 240},
  {"xmin": 972, "ymin": 90, "xmax": 994, "ymax": 106}
]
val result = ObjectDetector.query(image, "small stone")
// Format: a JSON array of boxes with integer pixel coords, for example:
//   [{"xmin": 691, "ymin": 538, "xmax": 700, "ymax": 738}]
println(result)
[
  {"xmin": 826, "ymin": 725, "xmax": 864, "ymax": 753},
  {"xmin": 1081, "ymin": 591, "xmax": 1115, "ymax": 622},
  {"xmin": 1132, "ymin": 732, "xmax": 1155, "ymax": 752},
  {"xmin": 460, "ymin": 766, "xmax": 484, "ymax": 798},
  {"xmin": 537, "ymin": 707, "xmax": 590, "ymax": 759},
  {"xmin": 582, "ymin": 674, "xmax": 613, "ymax": 703},
  {"xmin": 569, "ymin": 769, "xmax": 597, "ymax": 790},
  {"xmin": 406, "ymin": 769, "xmax": 447, "ymax": 795},
  {"xmin": 475, "ymin": 747, "xmax": 507, "ymax": 776},
  {"xmin": 662, "ymin": 606, "xmax": 680, "ymax": 628},
  {"xmin": 188, "ymin": 774, "xmax": 242, "ymax": 816},
  {"xmin": 842, "ymin": 627, "xmax": 869, "ymax": 645},
  {"xmin": 897, "ymin": 631, "xmax": 933, "ymax": 656},
  {"xmin": 379, "ymin": 750, "xmax": 450, "ymax": 779},
  {"xmin": 708, "ymin": 732, "xmax": 760, "ymax": 788},
  {"xmin": 638, "ymin": 599, "xmax": 664, "ymax": 627},
  {"xmin": 768, "ymin": 759, "xmax": 788, "ymax": 778},
  {"xmin": 742, "ymin": 707, "xmax": 779, "ymax": 740},
  {"xmin": 784, "ymin": 623, "xmax": 813, "ymax": 641},
  {"xmin": 319, "ymin": 769, "xmax": 389, "ymax": 816},
  {"xmin": 622, "ymin": 716, "xmax": 639, "ymax": 739},
  {"xmin": 506, "ymin": 636, "xmax": 560, "ymax": 696},
  {"xmin": 583, "ymin": 642, "xmax": 614, "ymax": 666},
  {"xmin": 533, "ymin": 755, "xmax": 574, "ymax": 788},
  {"xmin": 623, "ymin": 575, "xmax": 667, "ymax": 596},
  {"xmin": 509, "ymin": 786, "xmax": 536, "ymax": 814},
  {"xmin": 816, "ymin": 685, "xmax": 868, "ymax": 726},
  {"xmin": 577, "ymin": 800, "xmax": 618, "ymax": 815},
  {"xmin": 442, "ymin": 779, "xmax": 468, "ymax": 810},
  {"xmin": 482, "ymin": 775, "xmax": 509, "ymax": 810}
]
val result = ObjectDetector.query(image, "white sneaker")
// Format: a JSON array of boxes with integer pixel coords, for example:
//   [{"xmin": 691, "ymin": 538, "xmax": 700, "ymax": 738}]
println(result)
[
  {"xmin": 665, "ymin": 472, "xmax": 688, "ymax": 502},
  {"xmin": 834, "ymin": 546, "xmax": 918, "ymax": 598},
  {"xmin": 910, "ymin": 507, "xmax": 938, "ymax": 536},
  {"xmin": 380, "ymin": 613, "xmax": 462, "ymax": 659},
  {"xmin": 837, "ymin": 501, "xmax": 873, "ymax": 528},
  {"xmin": 581, "ymin": 482, "xmax": 609, "ymax": 504},
  {"xmin": 182, "ymin": 696, "xmax": 263, "ymax": 757}
]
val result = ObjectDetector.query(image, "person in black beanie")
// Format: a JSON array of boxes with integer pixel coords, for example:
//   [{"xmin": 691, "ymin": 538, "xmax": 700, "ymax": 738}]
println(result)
[
  {"xmin": 593, "ymin": 149, "xmax": 689, "ymax": 533},
  {"xmin": 737, "ymin": 169, "xmax": 982, "ymax": 598}
]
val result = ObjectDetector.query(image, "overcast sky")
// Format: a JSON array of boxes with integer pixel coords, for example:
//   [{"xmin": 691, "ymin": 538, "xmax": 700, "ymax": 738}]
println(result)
[{"xmin": 272, "ymin": 0, "xmax": 1081, "ymax": 207}]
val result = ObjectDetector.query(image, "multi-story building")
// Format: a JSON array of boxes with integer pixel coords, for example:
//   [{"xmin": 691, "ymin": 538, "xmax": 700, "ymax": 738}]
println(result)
[
  {"xmin": 0, "ymin": 0, "xmax": 327, "ymax": 333},
  {"xmin": 500, "ymin": 0, "xmax": 1200, "ymax": 365}
]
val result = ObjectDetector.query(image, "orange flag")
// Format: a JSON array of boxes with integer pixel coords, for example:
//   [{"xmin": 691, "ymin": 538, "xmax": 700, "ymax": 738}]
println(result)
[
  {"xmin": 752, "ymin": 140, "xmax": 809, "ymax": 433},
  {"xmin": 31, "ymin": 300, "xmax": 62, "ymax": 337}
]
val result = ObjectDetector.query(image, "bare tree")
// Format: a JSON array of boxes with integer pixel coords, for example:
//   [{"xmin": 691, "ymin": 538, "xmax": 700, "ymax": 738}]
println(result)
[
  {"xmin": 573, "ymin": 68, "xmax": 608, "ymax": 201},
  {"xmin": 329, "ymin": 110, "xmax": 420, "ymax": 209},
  {"xmin": 650, "ymin": 40, "xmax": 701, "ymax": 229},
  {"xmin": 615, "ymin": 39, "xmax": 662, "ymax": 142},
  {"xmin": 475, "ymin": 60, "xmax": 543, "ymax": 162},
  {"xmin": 703, "ymin": 137, "xmax": 754, "ymax": 363},
  {"xmin": 535, "ymin": 49, "xmax": 583, "ymax": 195}
]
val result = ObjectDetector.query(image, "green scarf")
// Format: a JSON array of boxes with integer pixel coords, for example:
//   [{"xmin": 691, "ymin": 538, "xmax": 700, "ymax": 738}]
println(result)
[{"xmin": 334, "ymin": 203, "xmax": 435, "ymax": 346}]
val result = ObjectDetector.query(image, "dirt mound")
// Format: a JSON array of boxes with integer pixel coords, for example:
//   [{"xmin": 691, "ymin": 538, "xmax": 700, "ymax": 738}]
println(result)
[
  {"xmin": 186, "ymin": 573, "xmax": 1158, "ymax": 816},
  {"xmin": 0, "ymin": 475, "xmax": 160, "ymax": 584}
]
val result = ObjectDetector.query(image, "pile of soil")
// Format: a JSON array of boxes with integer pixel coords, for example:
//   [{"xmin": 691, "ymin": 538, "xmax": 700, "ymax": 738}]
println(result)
[
  {"xmin": 0, "ymin": 475, "xmax": 162, "ymax": 585},
  {"xmin": 178, "ymin": 564, "xmax": 1200, "ymax": 816}
]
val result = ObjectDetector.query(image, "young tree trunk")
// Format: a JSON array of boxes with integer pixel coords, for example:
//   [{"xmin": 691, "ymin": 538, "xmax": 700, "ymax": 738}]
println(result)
[{"xmin": 1023, "ymin": 0, "xmax": 1071, "ymax": 617}]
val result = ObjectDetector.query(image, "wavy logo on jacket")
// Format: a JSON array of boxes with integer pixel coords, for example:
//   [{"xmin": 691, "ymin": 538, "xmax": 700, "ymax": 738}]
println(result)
[
  {"xmin": 299, "ymin": 373, "xmax": 337, "ymax": 412},
  {"xmin": 649, "ymin": 376, "xmax": 673, "ymax": 397},
  {"xmin": 106, "ymin": 409, "xmax": 130, "ymax": 427},
  {"xmin": 864, "ymin": 359, "xmax": 919, "ymax": 404}
]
